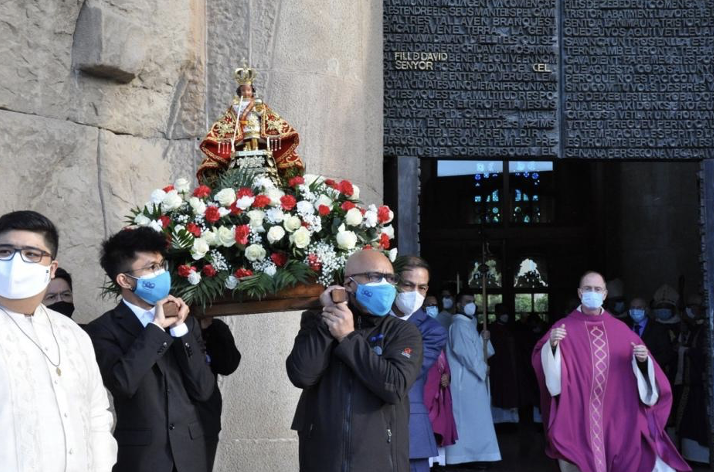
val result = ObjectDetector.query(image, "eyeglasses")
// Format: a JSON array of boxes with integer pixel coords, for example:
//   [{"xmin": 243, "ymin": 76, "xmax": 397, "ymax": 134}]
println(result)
[
  {"xmin": 44, "ymin": 290, "xmax": 74, "ymax": 304},
  {"xmin": 0, "ymin": 245, "xmax": 52, "ymax": 264},
  {"xmin": 125, "ymin": 259, "xmax": 168, "ymax": 276},
  {"xmin": 347, "ymin": 272, "xmax": 399, "ymax": 285},
  {"xmin": 580, "ymin": 286, "xmax": 606, "ymax": 293}
]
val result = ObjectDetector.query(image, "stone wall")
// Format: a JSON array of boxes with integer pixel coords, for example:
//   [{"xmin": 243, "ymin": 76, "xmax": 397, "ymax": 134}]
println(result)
[{"xmin": 0, "ymin": 1, "xmax": 383, "ymax": 471}]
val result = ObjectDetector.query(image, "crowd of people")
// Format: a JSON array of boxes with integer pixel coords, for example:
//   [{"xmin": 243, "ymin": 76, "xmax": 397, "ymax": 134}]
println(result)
[{"xmin": 0, "ymin": 208, "xmax": 707, "ymax": 472}]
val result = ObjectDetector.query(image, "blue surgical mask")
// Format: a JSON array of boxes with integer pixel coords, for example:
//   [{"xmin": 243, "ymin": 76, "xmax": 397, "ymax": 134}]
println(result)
[
  {"xmin": 581, "ymin": 291, "xmax": 603, "ymax": 309},
  {"xmin": 354, "ymin": 279, "xmax": 397, "ymax": 317},
  {"xmin": 613, "ymin": 301, "xmax": 626, "ymax": 314},
  {"xmin": 425, "ymin": 306, "xmax": 439, "ymax": 318},
  {"xmin": 629, "ymin": 309, "xmax": 646, "ymax": 323},
  {"xmin": 130, "ymin": 269, "xmax": 172, "ymax": 305},
  {"xmin": 654, "ymin": 308, "xmax": 673, "ymax": 321}
]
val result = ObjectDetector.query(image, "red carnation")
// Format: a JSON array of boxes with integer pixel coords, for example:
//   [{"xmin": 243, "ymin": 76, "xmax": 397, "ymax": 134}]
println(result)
[
  {"xmin": 307, "ymin": 254, "xmax": 322, "ymax": 272},
  {"xmin": 234, "ymin": 268, "xmax": 253, "ymax": 278},
  {"xmin": 324, "ymin": 178, "xmax": 338, "ymax": 189},
  {"xmin": 270, "ymin": 252, "xmax": 288, "ymax": 267},
  {"xmin": 234, "ymin": 224, "xmax": 250, "ymax": 245},
  {"xmin": 253, "ymin": 194, "xmax": 271, "ymax": 208},
  {"xmin": 163, "ymin": 185, "xmax": 175, "ymax": 192},
  {"xmin": 288, "ymin": 176, "xmax": 305, "ymax": 187},
  {"xmin": 193, "ymin": 185, "xmax": 211, "ymax": 198},
  {"xmin": 186, "ymin": 223, "xmax": 201, "ymax": 237},
  {"xmin": 178, "ymin": 264, "xmax": 194, "ymax": 278},
  {"xmin": 318, "ymin": 205, "xmax": 331, "ymax": 216},
  {"xmin": 340, "ymin": 201, "xmax": 355, "ymax": 211},
  {"xmin": 237, "ymin": 187, "xmax": 254, "ymax": 198},
  {"xmin": 229, "ymin": 202, "xmax": 242, "ymax": 215},
  {"xmin": 204, "ymin": 206, "xmax": 221, "ymax": 223},
  {"xmin": 362, "ymin": 245, "xmax": 374, "ymax": 250},
  {"xmin": 377, "ymin": 205, "xmax": 392, "ymax": 223},
  {"xmin": 379, "ymin": 232, "xmax": 390, "ymax": 249},
  {"xmin": 337, "ymin": 180, "xmax": 354, "ymax": 196},
  {"xmin": 280, "ymin": 194, "xmax": 297, "ymax": 211},
  {"xmin": 159, "ymin": 215, "xmax": 171, "ymax": 228},
  {"xmin": 202, "ymin": 265, "xmax": 217, "ymax": 277}
]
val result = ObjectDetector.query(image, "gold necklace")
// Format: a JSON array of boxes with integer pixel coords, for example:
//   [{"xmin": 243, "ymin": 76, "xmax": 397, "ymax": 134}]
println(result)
[{"xmin": 0, "ymin": 305, "xmax": 62, "ymax": 376}]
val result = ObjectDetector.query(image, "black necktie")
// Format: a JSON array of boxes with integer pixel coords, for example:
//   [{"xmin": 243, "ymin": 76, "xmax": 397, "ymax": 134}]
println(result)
[{"xmin": 633, "ymin": 324, "xmax": 641, "ymax": 336}]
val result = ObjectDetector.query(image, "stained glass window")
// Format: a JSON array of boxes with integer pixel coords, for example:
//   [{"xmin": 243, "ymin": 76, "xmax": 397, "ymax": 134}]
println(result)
[{"xmin": 509, "ymin": 161, "xmax": 554, "ymax": 224}]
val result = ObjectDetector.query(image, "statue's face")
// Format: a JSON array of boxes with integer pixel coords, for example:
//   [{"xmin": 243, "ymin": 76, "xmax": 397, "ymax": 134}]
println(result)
[{"xmin": 239, "ymin": 85, "xmax": 253, "ymax": 98}]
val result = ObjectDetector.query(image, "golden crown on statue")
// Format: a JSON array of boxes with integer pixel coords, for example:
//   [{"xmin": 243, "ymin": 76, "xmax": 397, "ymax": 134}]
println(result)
[{"xmin": 234, "ymin": 61, "xmax": 256, "ymax": 85}]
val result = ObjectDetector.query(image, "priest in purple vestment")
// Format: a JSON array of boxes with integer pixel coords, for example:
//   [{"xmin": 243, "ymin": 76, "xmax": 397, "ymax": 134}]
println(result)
[{"xmin": 532, "ymin": 271, "xmax": 690, "ymax": 472}]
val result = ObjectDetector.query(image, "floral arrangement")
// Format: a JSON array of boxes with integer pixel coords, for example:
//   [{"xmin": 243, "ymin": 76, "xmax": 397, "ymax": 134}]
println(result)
[{"xmin": 121, "ymin": 169, "xmax": 397, "ymax": 308}]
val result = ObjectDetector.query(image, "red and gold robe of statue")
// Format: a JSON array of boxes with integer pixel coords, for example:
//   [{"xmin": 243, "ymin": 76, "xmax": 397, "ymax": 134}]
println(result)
[{"xmin": 197, "ymin": 101, "xmax": 303, "ymax": 184}]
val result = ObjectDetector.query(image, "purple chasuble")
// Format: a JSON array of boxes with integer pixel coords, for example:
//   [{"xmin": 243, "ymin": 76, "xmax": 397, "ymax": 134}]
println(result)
[{"xmin": 532, "ymin": 309, "xmax": 690, "ymax": 472}]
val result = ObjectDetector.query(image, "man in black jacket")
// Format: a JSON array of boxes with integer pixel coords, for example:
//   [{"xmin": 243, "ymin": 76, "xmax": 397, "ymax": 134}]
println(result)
[
  {"xmin": 286, "ymin": 250, "xmax": 423, "ymax": 472},
  {"xmin": 627, "ymin": 296, "xmax": 675, "ymax": 377},
  {"xmin": 86, "ymin": 227, "xmax": 215, "ymax": 472}
]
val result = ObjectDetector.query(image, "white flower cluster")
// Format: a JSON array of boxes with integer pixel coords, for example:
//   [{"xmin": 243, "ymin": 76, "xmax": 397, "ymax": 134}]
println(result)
[
  {"xmin": 305, "ymin": 241, "xmax": 349, "ymax": 286},
  {"xmin": 209, "ymin": 250, "xmax": 230, "ymax": 272},
  {"xmin": 251, "ymin": 258, "xmax": 277, "ymax": 277}
]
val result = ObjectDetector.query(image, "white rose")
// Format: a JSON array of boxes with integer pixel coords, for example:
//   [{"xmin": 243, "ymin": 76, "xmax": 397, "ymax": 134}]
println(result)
[
  {"xmin": 380, "ymin": 225, "xmax": 395, "ymax": 240},
  {"xmin": 214, "ymin": 188, "xmax": 236, "ymax": 207},
  {"xmin": 245, "ymin": 244, "xmax": 266, "ymax": 262},
  {"xmin": 266, "ymin": 188, "xmax": 285, "ymax": 206},
  {"xmin": 267, "ymin": 225, "xmax": 286, "ymax": 244},
  {"xmin": 191, "ymin": 238, "xmax": 210, "ymax": 260},
  {"xmin": 150, "ymin": 189, "xmax": 166, "ymax": 205},
  {"xmin": 216, "ymin": 226, "xmax": 236, "ymax": 247},
  {"xmin": 265, "ymin": 208, "xmax": 285, "ymax": 224},
  {"xmin": 235, "ymin": 195, "xmax": 255, "ymax": 210},
  {"xmin": 336, "ymin": 230, "xmax": 358, "ymax": 250},
  {"xmin": 363, "ymin": 210, "xmax": 378, "ymax": 228},
  {"xmin": 388, "ymin": 248, "xmax": 398, "ymax": 262},
  {"xmin": 174, "ymin": 178, "xmax": 191, "ymax": 193},
  {"xmin": 162, "ymin": 190, "xmax": 183, "ymax": 211},
  {"xmin": 187, "ymin": 271, "xmax": 201, "ymax": 285},
  {"xmin": 134, "ymin": 213, "xmax": 151, "ymax": 226},
  {"xmin": 202, "ymin": 230, "xmax": 217, "ymax": 246},
  {"xmin": 290, "ymin": 226, "xmax": 311, "ymax": 249},
  {"xmin": 314, "ymin": 194, "xmax": 333, "ymax": 210},
  {"xmin": 247, "ymin": 210, "xmax": 265, "ymax": 229},
  {"xmin": 149, "ymin": 220, "xmax": 163, "ymax": 233},
  {"xmin": 283, "ymin": 215, "xmax": 302, "ymax": 232},
  {"xmin": 351, "ymin": 184, "xmax": 360, "ymax": 199},
  {"xmin": 296, "ymin": 200, "xmax": 315, "ymax": 216},
  {"xmin": 264, "ymin": 264, "xmax": 277, "ymax": 277},
  {"xmin": 189, "ymin": 197, "xmax": 207, "ymax": 215},
  {"xmin": 224, "ymin": 275, "xmax": 239, "ymax": 290},
  {"xmin": 344, "ymin": 208, "xmax": 363, "ymax": 226}
]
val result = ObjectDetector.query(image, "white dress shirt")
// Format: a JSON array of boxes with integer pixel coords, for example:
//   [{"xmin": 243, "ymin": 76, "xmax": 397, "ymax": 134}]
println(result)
[
  {"xmin": 121, "ymin": 299, "xmax": 189, "ymax": 338},
  {"xmin": 0, "ymin": 304, "xmax": 117, "ymax": 472}
]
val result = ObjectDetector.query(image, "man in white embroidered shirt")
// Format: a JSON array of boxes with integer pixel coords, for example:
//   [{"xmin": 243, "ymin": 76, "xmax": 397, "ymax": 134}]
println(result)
[
  {"xmin": 86, "ymin": 226, "xmax": 214, "ymax": 472},
  {"xmin": 0, "ymin": 210, "xmax": 117, "ymax": 472}
]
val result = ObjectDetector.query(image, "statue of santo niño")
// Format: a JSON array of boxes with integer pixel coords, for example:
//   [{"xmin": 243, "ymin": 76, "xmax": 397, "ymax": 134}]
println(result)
[{"xmin": 197, "ymin": 63, "xmax": 303, "ymax": 185}]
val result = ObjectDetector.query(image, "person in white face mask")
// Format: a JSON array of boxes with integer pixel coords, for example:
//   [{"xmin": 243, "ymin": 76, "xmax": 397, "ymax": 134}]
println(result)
[
  {"xmin": 436, "ymin": 288, "xmax": 456, "ymax": 329},
  {"xmin": 391, "ymin": 256, "xmax": 447, "ymax": 472},
  {"xmin": 533, "ymin": 271, "xmax": 689, "ymax": 472},
  {"xmin": 0, "ymin": 210, "xmax": 117, "ymax": 472}
]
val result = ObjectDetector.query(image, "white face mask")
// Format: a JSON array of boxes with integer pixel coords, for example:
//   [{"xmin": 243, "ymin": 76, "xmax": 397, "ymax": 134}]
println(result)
[
  {"xmin": 0, "ymin": 256, "xmax": 52, "ymax": 300},
  {"xmin": 425, "ymin": 306, "xmax": 439, "ymax": 318},
  {"xmin": 395, "ymin": 291, "xmax": 426, "ymax": 317},
  {"xmin": 462, "ymin": 302, "xmax": 476, "ymax": 317},
  {"xmin": 581, "ymin": 291, "xmax": 604, "ymax": 310},
  {"xmin": 442, "ymin": 297, "xmax": 453, "ymax": 309}
]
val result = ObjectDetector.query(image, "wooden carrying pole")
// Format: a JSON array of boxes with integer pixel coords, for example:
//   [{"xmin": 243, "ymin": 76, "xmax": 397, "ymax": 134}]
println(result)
[{"xmin": 479, "ymin": 241, "xmax": 490, "ymax": 379}]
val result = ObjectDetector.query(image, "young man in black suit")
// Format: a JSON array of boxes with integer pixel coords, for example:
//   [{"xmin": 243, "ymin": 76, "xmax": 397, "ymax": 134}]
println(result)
[{"xmin": 86, "ymin": 227, "xmax": 215, "ymax": 472}]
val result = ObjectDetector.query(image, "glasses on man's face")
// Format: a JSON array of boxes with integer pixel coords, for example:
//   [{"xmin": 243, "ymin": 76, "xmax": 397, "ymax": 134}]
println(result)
[
  {"xmin": 581, "ymin": 286, "xmax": 606, "ymax": 293},
  {"xmin": 125, "ymin": 259, "xmax": 168, "ymax": 276},
  {"xmin": 44, "ymin": 290, "xmax": 74, "ymax": 304},
  {"xmin": 347, "ymin": 271, "xmax": 399, "ymax": 285},
  {"xmin": 0, "ymin": 245, "xmax": 52, "ymax": 264}
]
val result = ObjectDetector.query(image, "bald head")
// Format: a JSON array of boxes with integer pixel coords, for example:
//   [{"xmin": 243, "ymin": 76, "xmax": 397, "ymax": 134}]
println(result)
[{"xmin": 344, "ymin": 249, "xmax": 394, "ymax": 278}]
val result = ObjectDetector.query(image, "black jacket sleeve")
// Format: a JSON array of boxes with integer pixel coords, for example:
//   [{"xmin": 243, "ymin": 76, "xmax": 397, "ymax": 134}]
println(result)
[
  {"xmin": 86, "ymin": 320, "xmax": 174, "ymax": 400},
  {"xmin": 202, "ymin": 318, "xmax": 241, "ymax": 376},
  {"xmin": 286, "ymin": 311, "xmax": 336, "ymax": 389},
  {"xmin": 333, "ymin": 320, "xmax": 423, "ymax": 404},
  {"xmin": 171, "ymin": 316, "xmax": 216, "ymax": 402}
]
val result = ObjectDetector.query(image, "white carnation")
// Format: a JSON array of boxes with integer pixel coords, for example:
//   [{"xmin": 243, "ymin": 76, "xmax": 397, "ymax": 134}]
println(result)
[
  {"xmin": 216, "ymin": 226, "xmax": 236, "ymax": 247},
  {"xmin": 214, "ymin": 188, "xmax": 237, "ymax": 207},
  {"xmin": 351, "ymin": 184, "xmax": 360, "ymax": 199},
  {"xmin": 245, "ymin": 244, "xmax": 267, "ymax": 262},
  {"xmin": 149, "ymin": 220, "xmax": 164, "ymax": 233},
  {"xmin": 235, "ymin": 195, "xmax": 255, "ymax": 210},
  {"xmin": 344, "ymin": 208, "xmax": 363, "ymax": 226},
  {"xmin": 363, "ymin": 210, "xmax": 379, "ymax": 228},
  {"xmin": 388, "ymin": 248, "xmax": 398, "ymax": 262},
  {"xmin": 266, "ymin": 208, "xmax": 285, "ymax": 224},
  {"xmin": 189, "ymin": 197, "xmax": 207, "ymax": 215},
  {"xmin": 296, "ymin": 200, "xmax": 315, "ymax": 216},
  {"xmin": 191, "ymin": 238, "xmax": 210, "ymax": 260},
  {"xmin": 254, "ymin": 175, "xmax": 276, "ymax": 189},
  {"xmin": 264, "ymin": 264, "xmax": 277, "ymax": 277},
  {"xmin": 224, "ymin": 275, "xmax": 239, "ymax": 290},
  {"xmin": 314, "ymin": 194, "xmax": 333, "ymax": 210},
  {"xmin": 187, "ymin": 270, "xmax": 201, "ymax": 285},
  {"xmin": 267, "ymin": 226, "xmax": 286, "ymax": 244},
  {"xmin": 283, "ymin": 215, "xmax": 302, "ymax": 232},
  {"xmin": 380, "ymin": 225, "xmax": 395, "ymax": 240},
  {"xmin": 336, "ymin": 230, "xmax": 358, "ymax": 250},
  {"xmin": 247, "ymin": 210, "xmax": 265, "ymax": 229},
  {"xmin": 134, "ymin": 213, "xmax": 151, "ymax": 227},
  {"xmin": 290, "ymin": 226, "xmax": 311, "ymax": 249},
  {"xmin": 150, "ymin": 189, "xmax": 167, "ymax": 205},
  {"xmin": 266, "ymin": 188, "xmax": 285, "ymax": 206},
  {"xmin": 174, "ymin": 178, "xmax": 191, "ymax": 193},
  {"xmin": 162, "ymin": 190, "xmax": 183, "ymax": 211}
]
